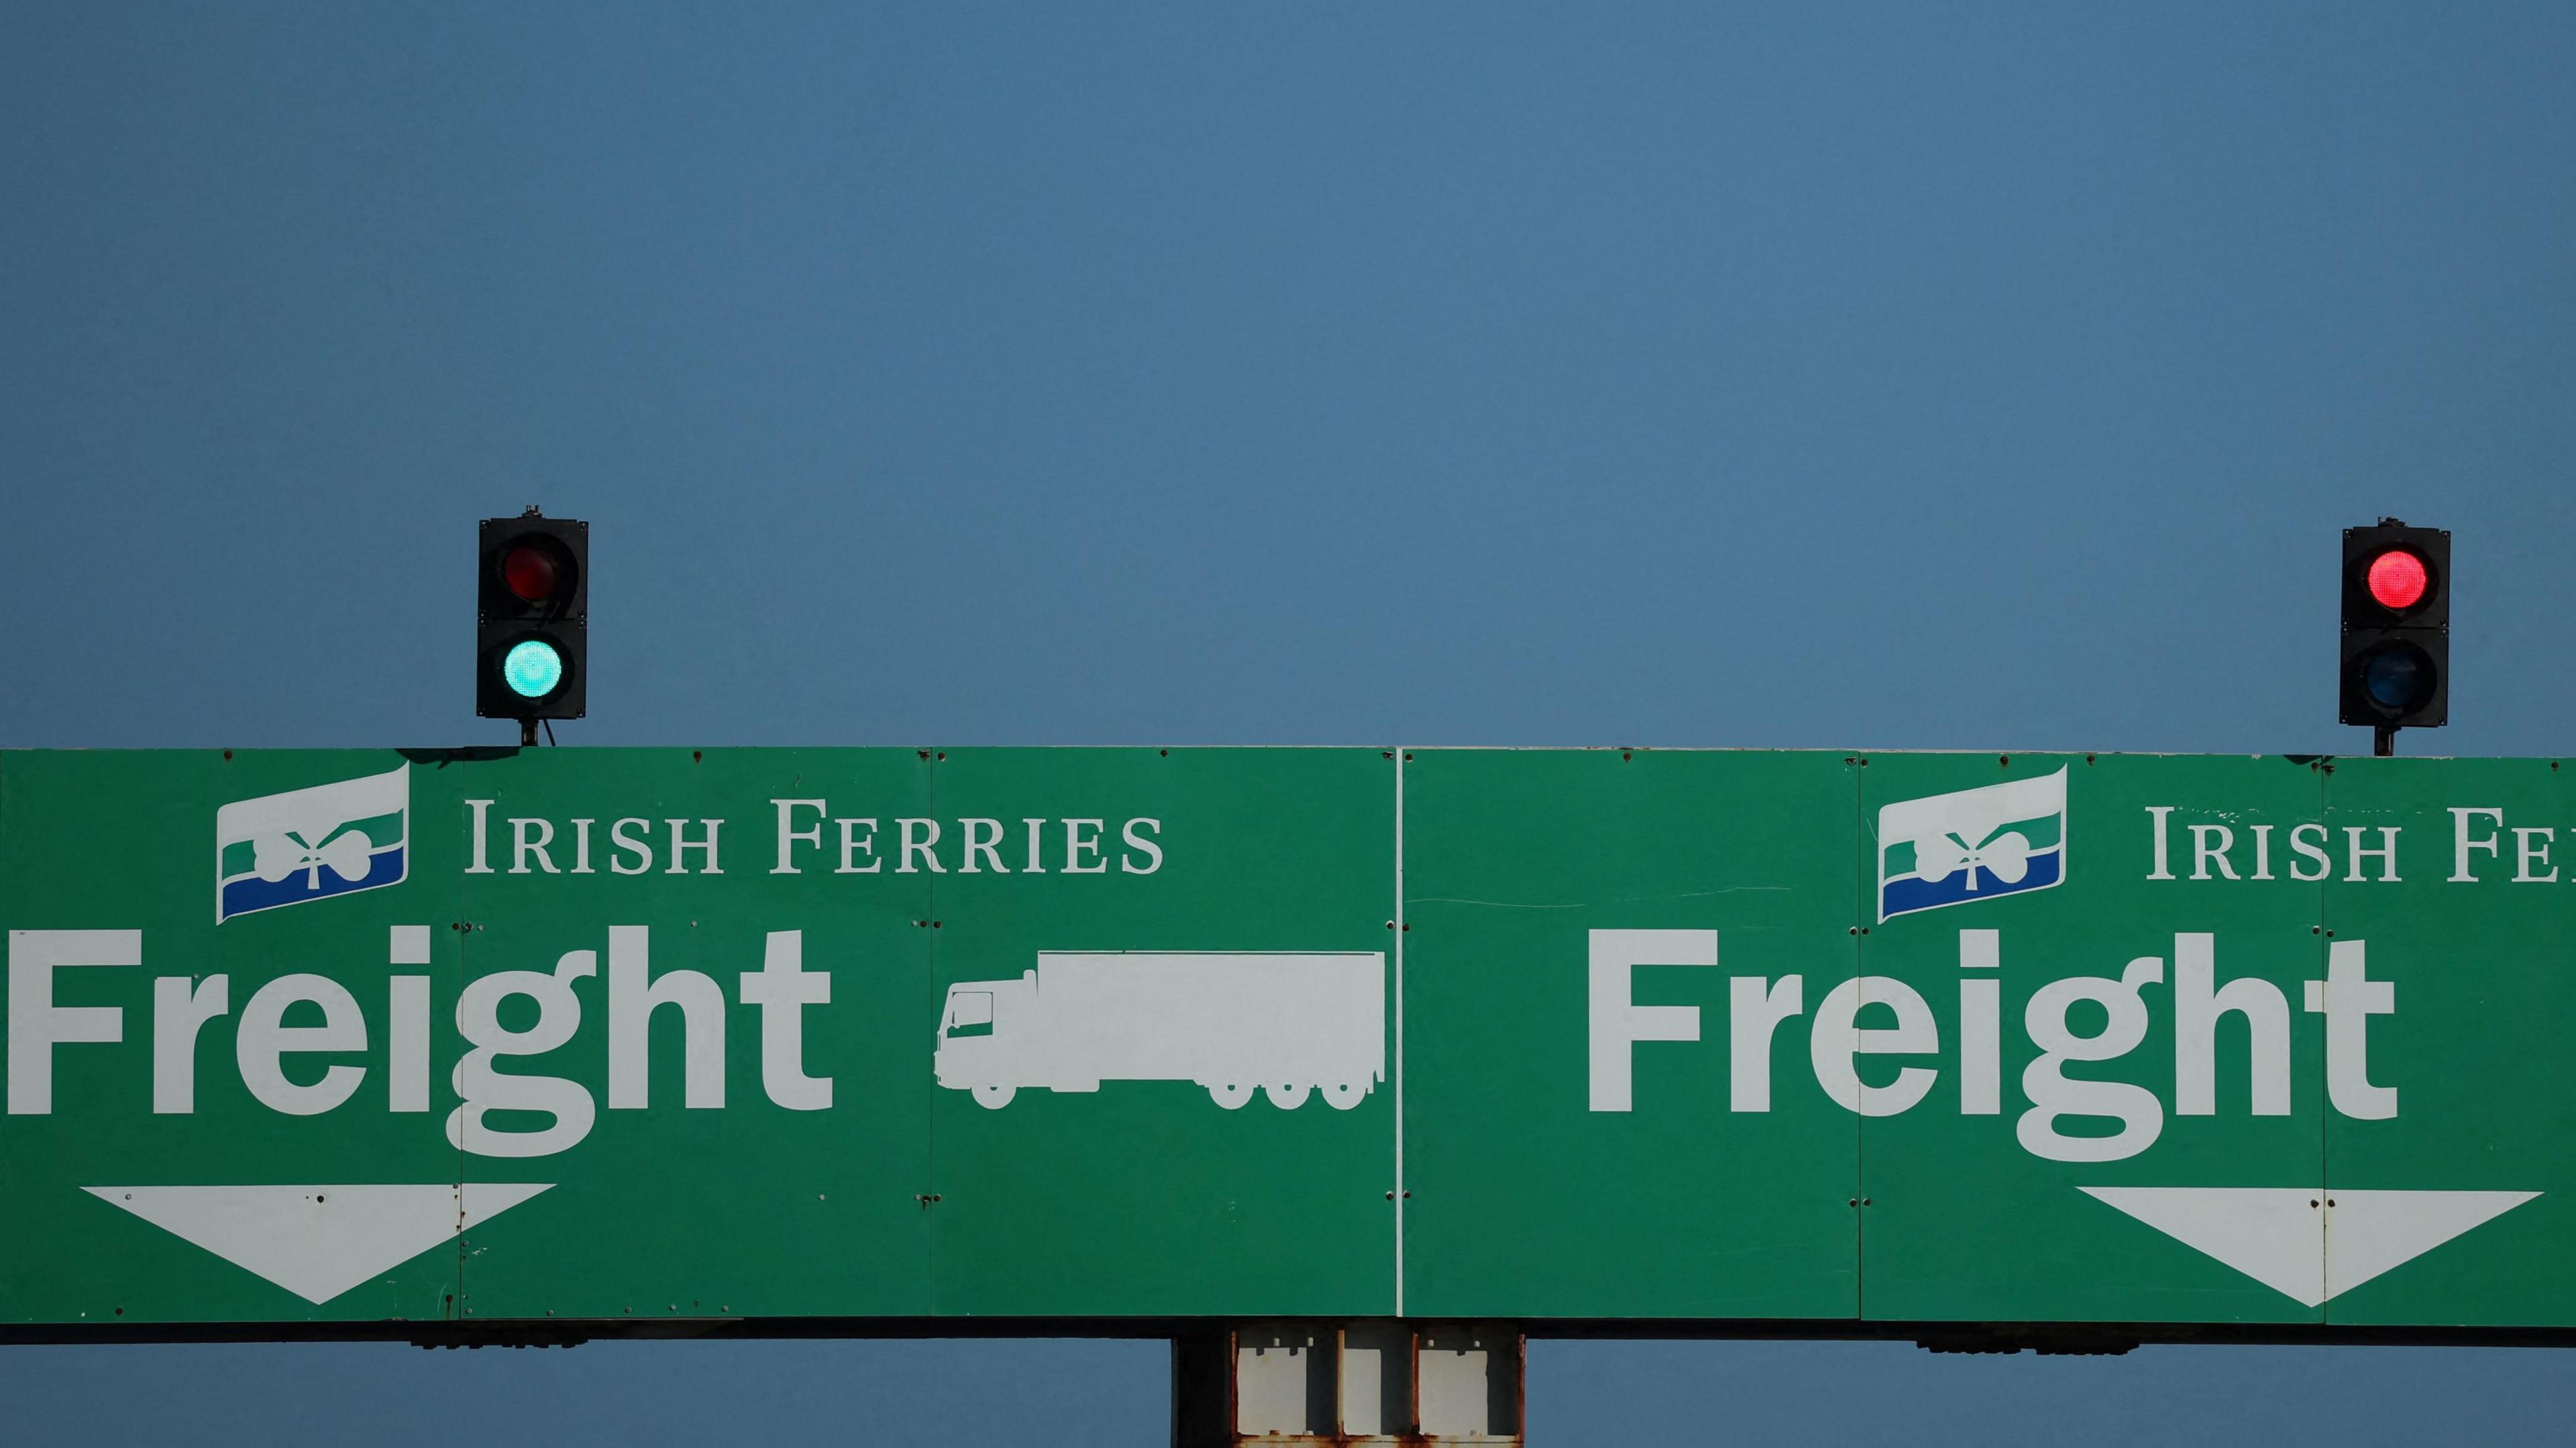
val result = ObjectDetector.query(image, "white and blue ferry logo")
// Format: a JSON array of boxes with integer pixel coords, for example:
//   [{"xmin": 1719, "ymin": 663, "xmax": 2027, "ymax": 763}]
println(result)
[
  {"xmin": 215, "ymin": 764, "xmax": 411, "ymax": 922},
  {"xmin": 1877, "ymin": 766, "xmax": 2067, "ymax": 922}
]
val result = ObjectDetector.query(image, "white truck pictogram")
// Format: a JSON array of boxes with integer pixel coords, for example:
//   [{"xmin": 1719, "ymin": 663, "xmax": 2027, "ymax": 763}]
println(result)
[{"xmin": 934, "ymin": 952, "xmax": 1386, "ymax": 1110}]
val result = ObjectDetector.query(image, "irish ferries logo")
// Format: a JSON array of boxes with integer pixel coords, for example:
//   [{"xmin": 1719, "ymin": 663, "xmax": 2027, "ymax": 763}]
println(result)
[
  {"xmin": 1877, "ymin": 767, "xmax": 2067, "ymax": 922},
  {"xmin": 215, "ymin": 764, "xmax": 411, "ymax": 922}
]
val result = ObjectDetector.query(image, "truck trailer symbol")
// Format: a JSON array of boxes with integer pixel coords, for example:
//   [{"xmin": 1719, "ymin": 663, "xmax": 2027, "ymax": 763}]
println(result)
[{"xmin": 934, "ymin": 952, "xmax": 1386, "ymax": 1110}]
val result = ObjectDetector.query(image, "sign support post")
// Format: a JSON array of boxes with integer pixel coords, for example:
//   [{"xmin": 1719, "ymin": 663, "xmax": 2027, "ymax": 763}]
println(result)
[{"xmin": 1171, "ymin": 1321, "xmax": 1525, "ymax": 1447}]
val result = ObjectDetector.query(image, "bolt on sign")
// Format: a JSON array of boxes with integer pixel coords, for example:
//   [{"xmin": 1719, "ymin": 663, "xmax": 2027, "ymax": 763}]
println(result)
[{"xmin": 1, "ymin": 748, "xmax": 2571, "ymax": 1333}]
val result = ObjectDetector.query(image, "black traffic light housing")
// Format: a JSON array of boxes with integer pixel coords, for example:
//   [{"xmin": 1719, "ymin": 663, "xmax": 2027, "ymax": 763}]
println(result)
[
  {"xmin": 2339, "ymin": 518, "xmax": 2447, "ymax": 748},
  {"xmin": 477, "ymin": 510, "xmax": 588, "ymax": 734}
]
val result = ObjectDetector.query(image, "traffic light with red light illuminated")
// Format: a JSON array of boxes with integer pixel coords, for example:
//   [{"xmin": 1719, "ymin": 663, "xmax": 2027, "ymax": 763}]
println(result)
[
  {"xmin": 478, "ymin": 510, "xmax": 587, "ymax": 732},
  {"xmin": 2340, "ymin": 518, "xmax": 2447, "ymax": 742}
]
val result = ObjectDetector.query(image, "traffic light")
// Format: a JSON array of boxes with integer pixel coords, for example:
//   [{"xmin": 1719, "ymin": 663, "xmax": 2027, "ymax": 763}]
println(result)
[
  {"xmin": 2339, "ymin": 518, "xmax": 2447, "ymax": 747},
  {"xmin": 478, "ymin": 511, "xmax": 586, "ymax": 736}
]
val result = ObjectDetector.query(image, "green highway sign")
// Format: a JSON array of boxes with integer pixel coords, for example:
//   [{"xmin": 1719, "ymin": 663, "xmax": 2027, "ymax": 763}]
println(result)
[{"xmin": 3, "ymin": 746, "xmax": 2571, "ymax": 1334}]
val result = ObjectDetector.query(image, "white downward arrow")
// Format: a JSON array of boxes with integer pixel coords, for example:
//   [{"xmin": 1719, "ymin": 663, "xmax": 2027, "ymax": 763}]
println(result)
[
  {"xmin": 2080, "ymin": 1186, "xmax": 2538, "ymax": 1308},
  {"xmin": 85, "ymin": 1183, "xmax": 553, "ymax": 1305}
]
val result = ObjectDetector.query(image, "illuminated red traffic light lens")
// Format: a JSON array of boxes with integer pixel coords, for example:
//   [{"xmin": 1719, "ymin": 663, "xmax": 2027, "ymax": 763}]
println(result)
[
  {"xmin": 2365, "ymin": 549, "xmax": 2428, "ymax": 611},
  {"xmin": 503, "ymin": 543, "xmax": 564, "ymax": 603}
]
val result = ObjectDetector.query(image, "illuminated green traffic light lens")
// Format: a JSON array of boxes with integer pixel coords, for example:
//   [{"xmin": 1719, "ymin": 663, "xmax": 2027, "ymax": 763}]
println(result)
[{"xmin": 502, "ymin": 639, "xmax": 565, "ymax": 699}]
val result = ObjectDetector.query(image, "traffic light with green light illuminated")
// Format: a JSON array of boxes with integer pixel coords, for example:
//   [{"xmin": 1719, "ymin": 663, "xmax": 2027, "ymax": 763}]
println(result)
[
  {"xmin": 478, "ymin": 511, "xmax": 586, "ymax": 732},
  {"xmin": 2340, "ymin": 518, "xmax": 2447, "ymax": 746}
]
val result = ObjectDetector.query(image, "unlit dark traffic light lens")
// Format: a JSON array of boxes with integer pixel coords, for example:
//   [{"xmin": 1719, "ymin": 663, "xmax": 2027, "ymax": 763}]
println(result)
[
  {"xmin": 504, "ymin": 543, "xmax": 564, "ymax": 603},
  {"xmin": 2362, "ymin": 645, "xmax": 2433, "ymax": 712},
  {"xmin": 2366, "ymin": 549, "xmax": 2429, "ymax": 611},
  {"xmin": 502, "ymin": 638, "xmax": 565, "ymax": 699}
]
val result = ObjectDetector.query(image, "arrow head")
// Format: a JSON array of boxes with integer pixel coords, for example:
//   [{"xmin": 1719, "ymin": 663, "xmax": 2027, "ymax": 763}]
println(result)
[
  {"xmin": 2081, "ymin": 1186, "xmax": 2538, "ymax": 1308},
  {"xmin": 86, "ymin": 1183, "xmax": 552, "ymax": 1305}
]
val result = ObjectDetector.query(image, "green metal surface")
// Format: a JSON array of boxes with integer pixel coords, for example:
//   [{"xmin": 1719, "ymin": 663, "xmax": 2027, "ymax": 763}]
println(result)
[
  {"xmin": 923, "ymin": 747, "xmax": 1395, "ymax": 1318},
  {"xmin": 1399, "ymin": 748, "xmax": 1860, "ymax": 1319},
  {"xmin": 445, "ymin": 748, "xmax": 937, "ymax": 1322},
  {"xmin": 3, "ymin": 746, "xmax": 2570, "ymax": 1332},
  {"xmin": 2, "ymin": 750, "xmax": 468, "ymax": 1326},
  {"xmin": 1849, "ymin": 753, "xmax": 2326, "ymax": 1325},
  {"xmin": 2318, "ymin": 757, "xmax": 2576, "ymax": 1327}
]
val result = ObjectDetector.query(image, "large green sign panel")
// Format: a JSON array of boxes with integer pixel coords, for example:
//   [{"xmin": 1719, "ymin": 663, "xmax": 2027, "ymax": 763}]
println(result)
[{"xmin": 3, "ymin": 748, "xmax": 2568, "ymax": 1333}]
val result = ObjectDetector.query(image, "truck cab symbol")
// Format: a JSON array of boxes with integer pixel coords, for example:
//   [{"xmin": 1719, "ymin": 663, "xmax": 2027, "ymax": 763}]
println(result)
[{"xmin": 935, "ymin": 952, "xmax": 1386, "ymax": 1111}]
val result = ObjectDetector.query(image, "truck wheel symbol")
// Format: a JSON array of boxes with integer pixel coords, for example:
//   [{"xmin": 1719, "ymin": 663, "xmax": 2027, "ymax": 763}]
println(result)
[
  {"xmin": 971, "ymin": 1084, "xmax": 1016, "ymax": 1109},
  {"xmin": 1321, "ymin": 1082, "xmax": 1366, "ymax": 1111},
  {"xmin": 1265, "ymin": 1082, "xmax": 1311, "ymax": 1109},
  {"xmin": 1208, "ymin": 1082, "xmax": 1255, "ymax": 1110}
]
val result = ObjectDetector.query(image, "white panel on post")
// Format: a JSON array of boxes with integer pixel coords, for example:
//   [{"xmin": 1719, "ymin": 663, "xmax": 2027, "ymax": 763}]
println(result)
[
  {"xmin": 1417, "ymin": 1325, "xmax": 1523, "ymax": 1441},
  {"xmin": 1234, "ymin": 1323, "xmax": 1329, "ymax": 1437}
]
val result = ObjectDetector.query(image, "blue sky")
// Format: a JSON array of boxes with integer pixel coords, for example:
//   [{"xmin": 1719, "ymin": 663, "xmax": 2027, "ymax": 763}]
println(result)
[{"xmin": 5, "ymin": 3, "xmax": 2573, "ymax": 1442}]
